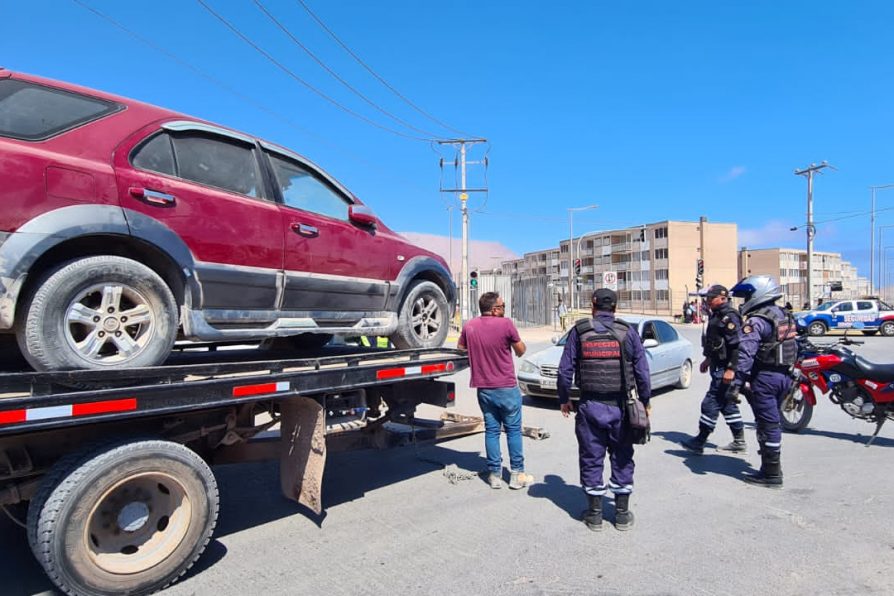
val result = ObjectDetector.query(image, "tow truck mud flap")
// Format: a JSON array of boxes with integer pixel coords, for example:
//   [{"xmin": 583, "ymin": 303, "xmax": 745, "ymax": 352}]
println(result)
[{"xmin": 279, "ymin": 396, "xmax": 326, "ymax": 515}]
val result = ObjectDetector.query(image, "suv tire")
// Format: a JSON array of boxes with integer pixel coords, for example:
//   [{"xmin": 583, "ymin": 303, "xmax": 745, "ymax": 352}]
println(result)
[
  {"xmin": 390, "ymin": 280, "xmax": 449, "ymax": 349},
  {"xmin": 18, "ymin": 256, "xmax": 178, "ymax": 371}
]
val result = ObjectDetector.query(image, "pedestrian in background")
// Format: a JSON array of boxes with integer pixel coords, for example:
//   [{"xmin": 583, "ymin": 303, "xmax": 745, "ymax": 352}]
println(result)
[
  {"xmin": 557, "ymin": 289, "xmax": 651, "ymax": 531},
  {"xmin": 458, "ymin": 292, "xmax": 533, "ymax": 490},
  {"xmin": 731, "ymin": 275, "xmax": 797, "ymax": 488},
  {"xmin": 682, "ymin": 285, "xmax": 746, "ymax": 455},
  {"xmin": 557, "ymin": 297, "xmax": 568, "ymax": 331}
]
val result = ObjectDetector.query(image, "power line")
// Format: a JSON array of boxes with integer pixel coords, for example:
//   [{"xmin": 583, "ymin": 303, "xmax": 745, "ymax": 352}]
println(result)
[
  {"xmin": 253, "ymin": 0, "xmax": 441, "ymax": 139},
  {"xmin": 295, "ymin": 0, "xmax": 475, "ymax": 139},
  {"xmin": 71, "ymin": 0, "xmax": 437, "ymax": 198},
  {"xmin": 196, "ymin": 0, "xmax": 436, "ymax": 142}
]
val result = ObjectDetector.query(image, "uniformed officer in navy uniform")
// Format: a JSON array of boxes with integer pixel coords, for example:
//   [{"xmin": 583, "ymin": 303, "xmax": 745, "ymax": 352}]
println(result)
[
  {"xmin": 682, "ymin": 284, "xmax": 746, "ymax": 454},
  {"xmin": 557, "ymin": 288, "xmax": 651, "ymax": 531},
  {"xmin": 730, "ymin": 275, "xmax": 798, "ymax": 488}
]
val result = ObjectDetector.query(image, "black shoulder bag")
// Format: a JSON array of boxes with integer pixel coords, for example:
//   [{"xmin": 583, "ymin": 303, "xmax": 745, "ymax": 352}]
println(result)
[{"xmin": 608, "ymin": 323, "xmax": 650, "ymax": 444}]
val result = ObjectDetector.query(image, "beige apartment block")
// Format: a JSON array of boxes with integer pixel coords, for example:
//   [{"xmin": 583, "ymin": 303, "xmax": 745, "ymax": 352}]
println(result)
[
  {"xmin": 503, "ymin": 218, "xmax": 737, "ymax": 316},
  {"xmin": 737, "ymin": 247, "xmax": 870, "ymax": 308}
]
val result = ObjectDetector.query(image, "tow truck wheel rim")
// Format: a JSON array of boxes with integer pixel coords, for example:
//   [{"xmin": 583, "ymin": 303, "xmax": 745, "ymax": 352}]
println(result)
[
  {"xmin": 64, "ymin": 282, "xmax": 157, "ymax": 366},
  {"xmin": 84, "ymin": 471, "xmax": 192, "ymax": 575}
]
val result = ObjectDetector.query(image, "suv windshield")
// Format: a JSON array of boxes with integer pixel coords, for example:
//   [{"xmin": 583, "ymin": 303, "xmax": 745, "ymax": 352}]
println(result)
[{"xmin": 814, "ymin": 302, "xmax": 834, "ymax": 311}]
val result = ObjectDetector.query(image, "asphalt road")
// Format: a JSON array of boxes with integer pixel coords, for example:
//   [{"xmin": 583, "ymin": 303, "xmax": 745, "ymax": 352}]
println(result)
[{"xmin": 2, "ymin": 324, "xmax": 893, "ymax": 595}]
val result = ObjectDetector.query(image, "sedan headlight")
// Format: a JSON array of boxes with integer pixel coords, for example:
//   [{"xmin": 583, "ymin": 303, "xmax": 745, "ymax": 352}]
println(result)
[{"xmin": 519, "ymin": 360, "xmax": 539, "ymax": 374}]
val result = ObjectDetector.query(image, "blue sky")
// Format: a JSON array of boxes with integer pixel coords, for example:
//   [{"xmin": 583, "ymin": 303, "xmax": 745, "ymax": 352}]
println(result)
[{"xmin": 5, "ymin": 1, "xmax": 894, "ymax": 279}]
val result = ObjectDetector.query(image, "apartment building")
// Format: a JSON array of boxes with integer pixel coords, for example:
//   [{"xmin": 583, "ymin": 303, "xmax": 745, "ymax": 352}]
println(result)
[
  {"xmin": 503, "ymin": 218, "xmax": 738, "ymax": 315},
  {"xmin": 737, "ymin": 247, "xmax": 870, "ymax": 307}
]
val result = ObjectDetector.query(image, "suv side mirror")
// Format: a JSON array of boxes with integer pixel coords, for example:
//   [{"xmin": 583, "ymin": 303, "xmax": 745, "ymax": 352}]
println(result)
[{"xmin": 349, "ymin": 204, "xmax": 377, "ymax": 227}]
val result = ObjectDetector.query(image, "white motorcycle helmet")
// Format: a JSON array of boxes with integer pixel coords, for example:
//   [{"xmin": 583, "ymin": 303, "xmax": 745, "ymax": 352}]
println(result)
[{"xmin": 731, "ymin": 275, "xmax": 783, "ymax": 315}]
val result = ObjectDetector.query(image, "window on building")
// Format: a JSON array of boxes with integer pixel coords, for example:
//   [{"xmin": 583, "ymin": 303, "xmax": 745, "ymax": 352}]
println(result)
[
  {"xmin": 655, "ymin": 269, "xmax": 668, "ymax": 280},
  {"xmin": 654, "ymin": 227, "xmax": 668, "ymax": 239},
  {"xmin": 656, "ymin": 289, "xmax": 669, "ymax": 301},
  {"xmin": 654, "ymin": 248, "xmax": 668, "ymax": 260}
]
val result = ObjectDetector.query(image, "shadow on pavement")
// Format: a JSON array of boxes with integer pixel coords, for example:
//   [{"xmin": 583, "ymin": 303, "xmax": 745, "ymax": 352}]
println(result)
[
  {"xmin": 527, "ymin": 473, "xmax": 584, "ymax": 520},
  {"xmin": 793, "ymin": 426, "xmax": 894, "ymax": 448},
  {"xmin": 652, "ymin": 430, "xmax": 753, "ymax": 479},
  {"xmin": 211, "ymin": 444, "xmax": 487, "ymax": 537}
]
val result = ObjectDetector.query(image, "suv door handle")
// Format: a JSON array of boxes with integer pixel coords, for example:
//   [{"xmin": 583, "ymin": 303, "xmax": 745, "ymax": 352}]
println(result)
[
  {"xmin": 129, "ymin": 187, "xmax": 176, "ymax": 207},
  {"xmin": 291, "ymin": 223, "xmax": 319, "ymax": 237}
]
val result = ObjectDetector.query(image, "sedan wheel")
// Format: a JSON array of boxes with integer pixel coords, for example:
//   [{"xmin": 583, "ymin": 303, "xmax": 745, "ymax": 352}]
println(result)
[{"xmin": 675, "ymin": 359, "xmax": 693, "ymax": 389}]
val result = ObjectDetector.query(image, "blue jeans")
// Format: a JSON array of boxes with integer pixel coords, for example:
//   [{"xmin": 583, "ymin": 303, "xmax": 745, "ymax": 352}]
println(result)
[{"xmin": 477, "ymin": 387, "xmax": 525, "ymax": 474}]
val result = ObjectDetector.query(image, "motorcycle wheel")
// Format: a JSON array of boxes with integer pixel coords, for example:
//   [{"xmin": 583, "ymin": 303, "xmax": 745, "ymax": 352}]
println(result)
[{"xmin": 780, "ymin": 389, "xmax": 814, "ymax": 433}]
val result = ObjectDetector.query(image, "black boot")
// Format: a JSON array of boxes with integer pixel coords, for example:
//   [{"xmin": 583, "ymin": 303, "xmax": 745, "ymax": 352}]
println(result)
[
  {"xmin": 682, "ymin": 428, "xmax": 710, "ymax": 454},
  {"xmin": 718, "ymin": 428, "xmax": 747, "ymax": 453},
  {"xmin": 744, "ymin": 450, "xmax": 783, "ymax": 488},
  {"xmin": 614, "ymin": 493, "xmax": 635, "ymax": 531},
  {"xmin": 582, "ymin": 494, "xmax": 603, "ymax": 531}
]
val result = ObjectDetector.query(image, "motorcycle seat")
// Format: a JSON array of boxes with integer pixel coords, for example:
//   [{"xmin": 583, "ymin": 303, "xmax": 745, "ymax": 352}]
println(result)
[{"xmin": 854, "ymin": 355, "xmax": 894, "ymax": 382}]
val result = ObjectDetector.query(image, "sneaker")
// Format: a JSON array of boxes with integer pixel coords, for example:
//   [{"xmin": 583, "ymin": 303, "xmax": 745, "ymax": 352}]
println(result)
[
  {"xmin": 717, "ymin": 439, "xmax": 747, "ymax": 453},
  {"xmin": 509, "ymin": 471, "xmax": 534, "ymax": 490},
  {"xmin": 487, "ymin": 472, "xmax": 503, "ymax": 489}
]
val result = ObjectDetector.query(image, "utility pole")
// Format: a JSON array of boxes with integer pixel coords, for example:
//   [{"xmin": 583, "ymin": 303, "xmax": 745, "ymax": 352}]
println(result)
[
  {"xmin": 869, "ymin": 184, "xmax": 894, "ymax": 294},
  {"xmin": 795, "ymin": 162, "xmax": 833, "ymax": 307},
  {"xmin": 438, "ymin": 139, "xmax": 487, "ymax": 323}
]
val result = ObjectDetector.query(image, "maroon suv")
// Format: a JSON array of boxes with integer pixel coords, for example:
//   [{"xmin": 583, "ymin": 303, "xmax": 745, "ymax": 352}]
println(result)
[{"xmin": 0, "ymin": 69, "xmax": 455, "ymax": 371}]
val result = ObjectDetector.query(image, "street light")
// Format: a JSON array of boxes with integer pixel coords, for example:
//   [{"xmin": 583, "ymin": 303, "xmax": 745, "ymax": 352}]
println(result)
[
  {"xmin": 567, "ymin": 204, "xmax": 598, "ymax": 311},
  {"xmin": 870, "ymin": 184, "xmax": 894, "ymax": 293},
  {"xmin": 884, "ymin": 246, "xmax": 894, "ymax": 303},
  {"xmin": 877, "ymin": 224, "xmax": 894, "ymax": 297}
]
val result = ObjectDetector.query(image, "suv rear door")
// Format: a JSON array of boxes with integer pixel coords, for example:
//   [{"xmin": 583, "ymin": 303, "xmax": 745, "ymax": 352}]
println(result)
[
  {"xmin": 855, "ymin": 300, "xmax": 879, "ymax": 327},
  {"xmin": 263, "ymin": 148, "xmax": 394, "ymax": 313},
  {"xmin": 114, "ymin": 122, "xmax": 283, "ymax": 311}
]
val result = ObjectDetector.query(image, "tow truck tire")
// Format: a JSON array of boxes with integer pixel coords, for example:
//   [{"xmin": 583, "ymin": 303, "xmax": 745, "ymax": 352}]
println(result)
[
  {"xmin": 880, "ymin": 321, "xmax": 894, "ymax": 337},
  {"xmin": 27, "ymin": 440, "xmax": 218, "ymax": 596},
  {"xmin": 807, "ymin": 321, "xmax": 827, "ymax": 336},
  {"xmin": 18, "ymin": 256, "xmax": 178, "ymax": 372},
  {"xmin": 390, "ymin": 280, "xmax": 450, "ymax": 349}
]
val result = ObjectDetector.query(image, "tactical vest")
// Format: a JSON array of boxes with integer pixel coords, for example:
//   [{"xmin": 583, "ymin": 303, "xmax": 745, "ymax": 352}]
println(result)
[
  {"xmin": 574, "ymin": 318, "xmax": 633, "ymax": 395},
  {"xmin": 747, "ymin": 304, "xmax": 798, "ymax": 368},
  {"xmin": 702, "ymin": 304, "xmax": 739, "ymax": 364}
]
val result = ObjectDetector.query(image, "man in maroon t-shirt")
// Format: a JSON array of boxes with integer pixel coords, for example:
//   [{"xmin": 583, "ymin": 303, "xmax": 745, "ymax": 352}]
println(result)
[{"xmin": 458, "ymin": 292, "xmax": 532, "ymax": 490}]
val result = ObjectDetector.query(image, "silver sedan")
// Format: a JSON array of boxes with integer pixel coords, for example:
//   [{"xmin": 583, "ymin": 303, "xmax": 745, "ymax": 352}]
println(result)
[{"xmin": 517, "ymin": 316, "xmax": 694, "ymax": 399}]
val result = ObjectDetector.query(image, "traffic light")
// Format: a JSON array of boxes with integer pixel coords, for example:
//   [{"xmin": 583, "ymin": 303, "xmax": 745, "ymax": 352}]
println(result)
[
  {"xmin": 470, "ymin": 270, "xmax": 478, "ymax": 289},
  {"xmin": 695, "ymin": 258, "xmax": 704, "ymax": 289},
  {"xmin": 574, "ymin": 259, "xmax": 581, "ymax": 276}
]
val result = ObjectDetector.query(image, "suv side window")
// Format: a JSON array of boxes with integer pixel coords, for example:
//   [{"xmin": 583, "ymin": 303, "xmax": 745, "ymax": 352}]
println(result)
[
  {"xmin": 131, "ymin": 133, "xmax": 176, "ymax": 176},
  {"xmin": 856, "ymin": 301, "xmax": 874, "ymax": 311},
  {"xmin": 171, "ymin": 133, "xmax": 263, "ymax": 198},
  {"xmin": 835, "ymin": 302, "xmax": 853, "ymax": 312},
  {"xmin": 0, "ymin": 79, "xmax": 122, "ymax": 141},
  {"xmin": 267, "ymin": 152, "xmax": 349, "ymax": 221}
]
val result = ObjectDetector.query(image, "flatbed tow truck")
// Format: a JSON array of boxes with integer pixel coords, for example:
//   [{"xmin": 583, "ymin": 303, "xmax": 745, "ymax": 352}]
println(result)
[{"xmin": 0, "ymin": 345, "xmax": 481, "ymax": 595}]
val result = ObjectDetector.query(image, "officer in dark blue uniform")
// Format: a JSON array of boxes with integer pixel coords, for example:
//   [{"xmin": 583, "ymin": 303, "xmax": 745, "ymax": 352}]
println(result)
[
  {"xmin": 730, "ymin": 275, "xmax": 797, "ymax": 488},
  {"xmin": 557, "ymin": 288, "xmax": 651, "ymax": 531},
  {"xmin": 682, "ymin": 284, "xmax": 746, "ymax": 454}
]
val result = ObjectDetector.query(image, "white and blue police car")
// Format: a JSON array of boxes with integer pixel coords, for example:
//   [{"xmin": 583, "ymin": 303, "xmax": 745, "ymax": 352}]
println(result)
[{"xmin": 796, "ymin": 298, "xmax": 894, "ymax": 336}]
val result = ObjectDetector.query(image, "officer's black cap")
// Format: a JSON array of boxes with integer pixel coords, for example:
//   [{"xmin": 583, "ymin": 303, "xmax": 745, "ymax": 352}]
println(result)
[
  {"xmin": 705, "ymin": 284, "xmax": 729, "ymax": 299},
  {"xmin": 592, "ymin": 288, "xmax": 617, "ymax": 310}
]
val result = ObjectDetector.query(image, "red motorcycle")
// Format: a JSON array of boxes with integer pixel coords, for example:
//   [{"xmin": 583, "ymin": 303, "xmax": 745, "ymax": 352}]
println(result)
[{"xmin": 781, "ymin": 330, "xmax": 894, "ymax": 445}]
